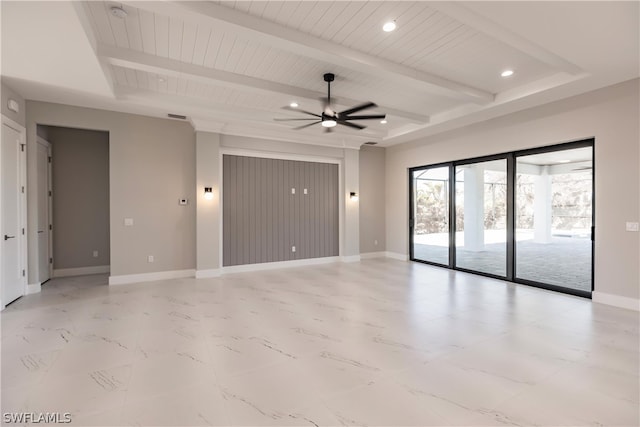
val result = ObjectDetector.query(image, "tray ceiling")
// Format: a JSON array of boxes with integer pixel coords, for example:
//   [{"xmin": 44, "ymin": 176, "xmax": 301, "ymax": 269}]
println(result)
[{"xmin": 1, "ymin": 1, "xmax": 638, "ymax": 148}]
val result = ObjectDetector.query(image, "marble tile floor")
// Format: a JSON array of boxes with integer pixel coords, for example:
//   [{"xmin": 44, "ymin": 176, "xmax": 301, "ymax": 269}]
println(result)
[{"xmin": 1, "ymin": 259, "xmax": 638, "ymax": 426}]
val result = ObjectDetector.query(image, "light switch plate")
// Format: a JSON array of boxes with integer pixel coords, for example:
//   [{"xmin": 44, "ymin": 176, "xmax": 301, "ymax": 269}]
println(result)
[
  {"xmin": 626, "ymin": 222, "xmax": 639, "ymax": 232},
  {"xmin": 124, "ymin": 218, "xmax": 134, "ymax": 226}
]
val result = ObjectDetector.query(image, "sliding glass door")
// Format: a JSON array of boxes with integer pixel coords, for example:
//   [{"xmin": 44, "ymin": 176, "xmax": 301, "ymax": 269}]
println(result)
[
  {"xmin": 410, "ymin": 166, "xmax": 450, "ymax": 266},
  {"xmin": 409, "ymin": 140, "xmax": 594, "ymax": 297},
  {"xmin": 515, "ymin": 146, "xmax": 593, "ymax": 293},
  {"xmin": 455, "ymin": 159, "xmax": 508, "ymax": 277}
]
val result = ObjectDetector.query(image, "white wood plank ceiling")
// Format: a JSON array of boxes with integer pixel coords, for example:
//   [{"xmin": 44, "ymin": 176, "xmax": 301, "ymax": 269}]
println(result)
[{"xmin": 12, "ymin": 0, "xmax": 631, "ymax": 147}]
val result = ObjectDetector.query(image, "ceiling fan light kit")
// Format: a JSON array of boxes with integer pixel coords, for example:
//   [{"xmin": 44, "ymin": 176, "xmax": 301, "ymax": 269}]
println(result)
[{"xmin": 274, "ymin": 72, "xmax": 386, "ymax": 132}]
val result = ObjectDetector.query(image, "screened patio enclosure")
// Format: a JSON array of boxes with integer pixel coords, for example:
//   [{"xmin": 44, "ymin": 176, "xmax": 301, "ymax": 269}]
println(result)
[{"xmin": 410, "ymin": 141, "xmax": 593, "ymax": 296}]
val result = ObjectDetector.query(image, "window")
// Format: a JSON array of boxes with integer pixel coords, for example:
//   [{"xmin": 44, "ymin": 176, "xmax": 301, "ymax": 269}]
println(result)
[{"xmin": 409, "ymin": 139, "xmax": 594, "ymax": 297}]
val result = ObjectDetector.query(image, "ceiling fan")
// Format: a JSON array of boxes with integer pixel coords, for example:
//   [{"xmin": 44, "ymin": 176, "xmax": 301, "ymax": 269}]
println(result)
[{"xmin": 274, "ymin": 73, "xmax": 386, "ymax": 132}]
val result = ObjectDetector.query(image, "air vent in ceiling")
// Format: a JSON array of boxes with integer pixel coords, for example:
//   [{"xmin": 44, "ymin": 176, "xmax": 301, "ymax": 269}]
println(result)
[
  {"xmin": 364, "ymin": 141, "xmax": 378, "ymax": 145},
  {"xmin": 168, "ymin": 113, "xmax": 187, "ymax": 120}
]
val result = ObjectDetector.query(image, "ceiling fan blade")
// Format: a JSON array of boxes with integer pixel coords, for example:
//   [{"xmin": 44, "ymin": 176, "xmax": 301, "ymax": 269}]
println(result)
[
  {"xmin": 274, "ymin": 118, "xmax": 321, "ymax": 121},
  {"xmin": 282, "ymin": 105, "xmax": 321, "ymax": 118},
  {"xmin": 343, "ymin": 114, "xmax": 386, "ymax": 120},
  {"xmin": 293, "ymin": 121, "xmax": 322, "ymax": 130},
  {"xmin": 337, "ymin": 120, "xmax": 366, "ymax": 130},
  {"xmin": 339, "ymin": 102, "xmax": 377, "ymax": 116}
]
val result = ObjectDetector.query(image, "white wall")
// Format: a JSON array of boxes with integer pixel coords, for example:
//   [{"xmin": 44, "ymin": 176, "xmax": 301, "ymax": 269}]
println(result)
[
  {"xmin": 26, "ymin": 101, "xmax": 196, "ymax": 280},
  {"xmin": 386, "ymin": 79, "xmax": 639, "ymax": 302},
  {"xmin": 359, "ymin": 145, "xmax": 386, "ymax": 253}
]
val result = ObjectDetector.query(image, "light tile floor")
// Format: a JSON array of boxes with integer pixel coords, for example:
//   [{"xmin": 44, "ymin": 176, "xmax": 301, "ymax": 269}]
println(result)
[{"xmin": 1, "ymin": 259, "xmax": 638, "ymax": 426}]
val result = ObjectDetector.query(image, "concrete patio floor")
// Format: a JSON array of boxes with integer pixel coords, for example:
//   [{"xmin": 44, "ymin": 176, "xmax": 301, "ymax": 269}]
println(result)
[{"xmin": 413, "ymin": 234, "xmax": 592, "ymax": 292}]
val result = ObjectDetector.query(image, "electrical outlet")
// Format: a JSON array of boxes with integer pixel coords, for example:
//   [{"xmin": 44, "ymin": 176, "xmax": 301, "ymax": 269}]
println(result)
[
  {"xmin": 304, "ymin": 188, "xmax": 308, "ymax": 194},
  {"xmin": 374, "ymin": 240, "xmax": 378, "ymax": 246},
  {"xmin": 291, "ymin": 188, "xmax": 296, "ymax": 194},
  {"xmin": 124, "ymin": 218, "xmax": 134, "ymax": 226},
  {"xmin": 93, "ymin": 250, "xmax": 98, "ymax": 258},
  {"xmin": 291, "ymin": 246, "xmax": 296, "ymax": 253},
  {"xmin": 148, "ymin": 255, "xmax": 154, "ymax": 263},
  {"xmin": 626, "ymin": 222, "xmax": 639, "ymax": 232}
]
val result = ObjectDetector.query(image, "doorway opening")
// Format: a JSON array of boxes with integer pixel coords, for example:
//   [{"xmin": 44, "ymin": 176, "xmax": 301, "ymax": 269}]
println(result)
[{"xmin": 37, "ymin": 125, "xmax": 110, "ymax": 282}]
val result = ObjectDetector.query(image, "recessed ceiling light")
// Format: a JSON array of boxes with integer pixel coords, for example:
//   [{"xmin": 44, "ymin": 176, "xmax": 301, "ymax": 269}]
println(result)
[
  {"xmin": 557, "ymin": 159, "xmax": 571, "ymax": 163},
  {"xmin": 289, "ymin": 101, "xmax": 299, "ymax": 108},
  {"xmin": 110, "ymin": 6, "xmax": 128, "ymax": 19},
  {"xmin": 501, "ymin": 69, "xmax": 514, "ymax": 77},
  {"xmin": 383, "ymin": 21, "xmax": 396, "ymax": 32},
  {"xmin": 380, "ymin": 119, "xmax": 387, "ymax": 124}
]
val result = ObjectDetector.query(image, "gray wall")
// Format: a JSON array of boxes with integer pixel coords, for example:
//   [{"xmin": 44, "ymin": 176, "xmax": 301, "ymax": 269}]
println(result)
[
  {"xmin": 386, "ymin": 78, "xmax": 639, "ymax": 301},
  {"xmin": 46, "ymin": 126, "xmax": 109, "ymax": 270},
  {"xmin": 36, "ymin": 124, "xmax": 49, "ymax": 139},
  {"xmin": 196, "ymin": 131, "xmax": 220, "ymax": 273},
  {"xmin": 223, "ymin": 155, "xmax": 339, "ymax": 266},
  {"xmin": 26, "ymin": 101, "xmax": 196, "ymax": 280},
  {"xmin": 1, "ymin": 81, "xmax": 25, "ymax": 126},
  {"xmin": 359, "ymin": 145, "xmax": 386, "ymax": 253},
  {"xmin": 218, "ymin": 134, "xmax": 360, "ymax": 260}
]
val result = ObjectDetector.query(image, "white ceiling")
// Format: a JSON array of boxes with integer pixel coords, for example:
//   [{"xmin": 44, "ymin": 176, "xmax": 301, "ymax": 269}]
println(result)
[{"xmin": 2, "ymin": 1, "xmax": 638, "ymax": 149}]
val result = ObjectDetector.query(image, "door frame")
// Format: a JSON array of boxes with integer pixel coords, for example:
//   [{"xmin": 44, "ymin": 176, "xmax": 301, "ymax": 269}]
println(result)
[
  {"xmin": 452, "ymin": 154, "xmax": 510, "ymax": 280},
  {"xmin": 512, "ymin": 139, "xmax": 595, "ymax": 297},
  {"xmin": 1, "ymin": 114, "xmax": 28, "ymax": 309},
  {"xmin": 408, "ymin": 161, "xmax": 453, "ymax": 267},
  {"xmin": 408, "ymin": 138, "xmax": 595, "ymax": 299},
  {"xmin": 36, "ymin": 136, "xmax": 53, "ymax": 282}
]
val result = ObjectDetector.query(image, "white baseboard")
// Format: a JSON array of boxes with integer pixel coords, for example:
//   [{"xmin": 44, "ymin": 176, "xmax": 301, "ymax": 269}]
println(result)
[
  {"xmin": 109, "ymin": 269, "xmax": 195, "ymax": 285},
  {"xmin": 385, "ymin": 251, "xmax": 409, "ymax": 261},
  {"xmin": 26, "ymin": 282, "xmax": 41, "ymax": 295},
  {"xmin": 195, "ymin": 269, "xmax": 221, "ymax": 278},
  {"xmin": 592, "ymin": 291, "xmax": 640, "ymax": 311},
  {"xmin": 341, "ymin": 255, "xmax": 361, "ymax": 263},
  {"xmin": 360, "ymin": 252, "xmax": 386, "ymax": 259},
  {"xmin": 221, "ymin": 256, "xmax": 339, "ymax": 274},
  {"xmin": 53, "ymin": 265, "xmax": 110, "ymax": 278}
]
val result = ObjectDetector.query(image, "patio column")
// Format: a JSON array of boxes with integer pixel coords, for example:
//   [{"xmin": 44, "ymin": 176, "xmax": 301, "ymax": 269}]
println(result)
[
  {"xmin": 464, "ymin": 164, "xmax": 485, "ymax": 251},
  {"xmin": 534, "ymin": 166, "xmax": 553, "ymax": 243}
]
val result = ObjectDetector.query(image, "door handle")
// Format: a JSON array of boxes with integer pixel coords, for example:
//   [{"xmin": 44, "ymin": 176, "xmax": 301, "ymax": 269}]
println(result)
[{"xmin": 4, "ymin": 235, "xmax": 15, "ymax": 240}]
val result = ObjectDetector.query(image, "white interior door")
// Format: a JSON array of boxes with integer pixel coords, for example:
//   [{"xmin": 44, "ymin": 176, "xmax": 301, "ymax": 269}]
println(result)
[
  {"xmin": 36, "ymin": 139, "xmax": 51, "ymax": 283},
  {"xmin": 1, "ymin": 121, "xmax": 25, "ymax": 305}
]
